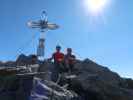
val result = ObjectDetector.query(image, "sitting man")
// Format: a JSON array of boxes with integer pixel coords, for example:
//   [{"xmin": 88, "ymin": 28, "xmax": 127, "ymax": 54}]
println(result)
[{"xmin": 65, "ymin": 48, "xmax": 76, "ymax": 73}]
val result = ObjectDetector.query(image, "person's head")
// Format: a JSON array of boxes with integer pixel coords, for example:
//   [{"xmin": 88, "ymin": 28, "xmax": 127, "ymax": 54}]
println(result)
[
  {"xmin": 67, "ymin": 48, "xmax": 72, "ymax": 54},
  {"xmin": 31, "ymin": 54, "xmax": 38, "ymax": 64},
  {"xmin": 56, "ymin": 45, "xmax": 61, "ymax": 52}
]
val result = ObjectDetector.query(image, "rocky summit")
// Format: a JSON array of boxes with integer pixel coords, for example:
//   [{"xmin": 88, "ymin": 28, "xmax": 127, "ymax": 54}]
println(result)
[{"xmin": 0, "ymin": 54, "xmax": 133, "ymax": 100}]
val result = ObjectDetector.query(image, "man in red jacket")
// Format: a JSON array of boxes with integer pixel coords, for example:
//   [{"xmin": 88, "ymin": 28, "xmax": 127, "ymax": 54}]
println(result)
[
  {"xmin": 49, "ymin": 45, "xmax": 65, "ymax": 82},
  {"xmin": 49, "ymin": 45, "xmax": 64, "ymax": 63}
]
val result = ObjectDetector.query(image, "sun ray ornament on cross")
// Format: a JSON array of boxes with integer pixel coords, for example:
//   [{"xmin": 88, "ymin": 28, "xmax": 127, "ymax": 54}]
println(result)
[{"xmin": 27, "ymin": 11, "xmax": 59, "ymax": 60}]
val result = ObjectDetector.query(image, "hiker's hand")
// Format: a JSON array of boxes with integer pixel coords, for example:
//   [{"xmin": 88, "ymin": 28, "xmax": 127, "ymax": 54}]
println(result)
[{"xmin": 47, "ymin": 58, "xmax": 52, "ymax": 62}]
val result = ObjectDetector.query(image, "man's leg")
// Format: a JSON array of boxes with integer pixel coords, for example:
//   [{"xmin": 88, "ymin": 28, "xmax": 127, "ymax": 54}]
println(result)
[
  {"xmin": 69, "ymin": 64, "xmax": 74, "ymax": 73},
  {"xmin": 51, "ymin": 63, "xmax": 60, "ymax": 82}
]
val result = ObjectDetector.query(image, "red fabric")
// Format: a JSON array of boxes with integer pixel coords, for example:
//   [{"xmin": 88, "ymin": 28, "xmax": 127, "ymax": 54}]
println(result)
[
  {"xmin": 68, "ymin": 59, "xmax": 74, "ymax": 64},
  {"xmin": 53, "ymin": 52, "xmax": 64, "ymax": 62}
]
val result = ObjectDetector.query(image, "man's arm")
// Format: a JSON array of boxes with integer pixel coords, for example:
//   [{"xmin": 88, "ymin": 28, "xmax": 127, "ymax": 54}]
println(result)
[
  {"xmin": 70, "ymin": 55, "xmax": 76, "ymax": 60},
  {"xmin": 48, "ymin": 53, "xmax": 54, "ymax": 61}
]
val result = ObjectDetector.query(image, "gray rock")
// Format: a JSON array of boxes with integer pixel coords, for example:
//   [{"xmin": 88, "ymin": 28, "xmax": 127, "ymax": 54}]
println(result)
[{"xmin": 0, "ymin": 56, "xmax": 133, "ymax": 100}]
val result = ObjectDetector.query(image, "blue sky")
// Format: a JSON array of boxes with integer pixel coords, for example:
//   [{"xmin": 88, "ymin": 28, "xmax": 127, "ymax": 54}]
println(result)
[{"xmin": 0, "ymin": 0, "xmax": 133, "ymax": 78}]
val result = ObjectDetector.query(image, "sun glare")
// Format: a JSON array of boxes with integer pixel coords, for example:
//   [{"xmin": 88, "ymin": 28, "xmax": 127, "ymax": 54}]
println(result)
[{"xmin": 85, "ymin": 0, "xmax": 108, "ymax": 15}]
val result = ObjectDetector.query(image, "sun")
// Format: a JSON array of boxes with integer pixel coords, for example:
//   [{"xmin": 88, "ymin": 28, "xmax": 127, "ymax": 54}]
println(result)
[{"xmin": 84, "ymin": 0, "xmax": 108, "ymax": 15}]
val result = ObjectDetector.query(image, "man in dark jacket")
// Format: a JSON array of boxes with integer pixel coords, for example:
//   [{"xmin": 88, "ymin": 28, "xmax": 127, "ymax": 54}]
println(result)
[{"xmin": 65, "ymin": 48, "xmax": 76, "ymax": 73}]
